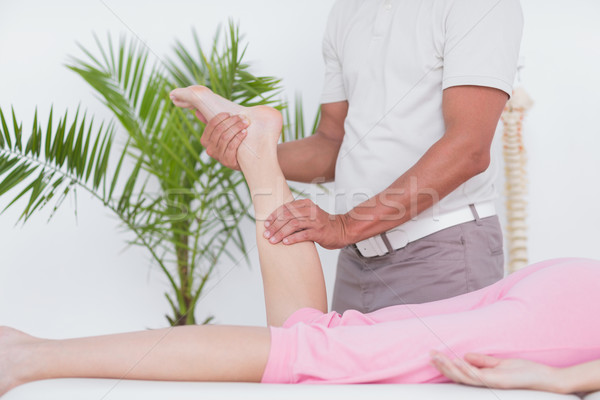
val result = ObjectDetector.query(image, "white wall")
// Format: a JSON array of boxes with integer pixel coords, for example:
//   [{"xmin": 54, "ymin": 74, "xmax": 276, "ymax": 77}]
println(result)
[
  {"xmin": 517, "ymin": 0, "xmax": 600, "ymax": 261},
  {"xmin": 1, "ymin": 0, "xmax": 599, "ymax": 339}
]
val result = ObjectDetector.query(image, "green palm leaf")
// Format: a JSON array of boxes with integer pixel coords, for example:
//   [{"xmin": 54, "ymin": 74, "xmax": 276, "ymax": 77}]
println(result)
[
  {"xmin": 2, "ymin": 21, "xmax": 318, "ymax": 327},
  {"xmin": 0, "ymin": 107, "xmax": 114, "ymax": 222}
]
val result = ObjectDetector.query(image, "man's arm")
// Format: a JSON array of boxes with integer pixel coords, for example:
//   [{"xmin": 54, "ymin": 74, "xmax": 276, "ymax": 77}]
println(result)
[
  {"xmin": 199, "ymin": 101, "xmax": 347, "ymax": 183},
  {"xmin": 341, "ymin": 85, "xmax": 506, "ymax": 242},
  {"xmin": 278, "ymin": 101, "xmax": 348, "ymax": 183},
  {"xmin": 263, "ymin": 85, "xmax": 508, "ymax": 248}
]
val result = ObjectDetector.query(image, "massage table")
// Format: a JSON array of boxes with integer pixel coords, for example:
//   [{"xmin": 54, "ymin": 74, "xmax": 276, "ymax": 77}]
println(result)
[{"xmin": 4, "ymin": 379, "xmax": 598, "ymax": 399}]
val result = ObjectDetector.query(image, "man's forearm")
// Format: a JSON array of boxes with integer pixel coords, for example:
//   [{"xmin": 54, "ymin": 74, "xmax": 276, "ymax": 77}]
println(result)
[
  {"xmin": 343, "ymin": 133, "xmax": 490, "ymax": 244},
  {"xmin": 277, "ymin": 133, "xmax": 341, "ymax": 183}
]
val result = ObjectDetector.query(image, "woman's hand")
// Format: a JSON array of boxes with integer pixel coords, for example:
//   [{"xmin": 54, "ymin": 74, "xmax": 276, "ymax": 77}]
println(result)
[{"xmin": 430, "ymin": 351, "xmax": 563, "ymax": 393}]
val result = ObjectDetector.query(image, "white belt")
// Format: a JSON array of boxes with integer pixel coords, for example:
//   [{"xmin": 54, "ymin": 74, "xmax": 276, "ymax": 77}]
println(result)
[{"xmin": 353, "ymin": 201, "xmax": 496, "ymax": 258}]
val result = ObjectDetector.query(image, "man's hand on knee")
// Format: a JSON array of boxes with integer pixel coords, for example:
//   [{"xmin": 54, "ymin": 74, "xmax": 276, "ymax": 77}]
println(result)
[{"xmin": 263, "ymin": 199, "xmax": 351, "ymax": 249}]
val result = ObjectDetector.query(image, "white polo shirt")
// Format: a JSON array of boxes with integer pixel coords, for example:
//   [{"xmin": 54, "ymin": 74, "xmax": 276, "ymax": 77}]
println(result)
[{"xmin": 322, "ymin": 0, "xmax": 524, "ymax": 215}]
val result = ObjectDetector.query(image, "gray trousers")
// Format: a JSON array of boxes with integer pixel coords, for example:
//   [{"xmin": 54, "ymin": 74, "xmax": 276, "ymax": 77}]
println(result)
[{"xmin": 331, "ymin": 216, "xmax": 504, "ymax": 313}]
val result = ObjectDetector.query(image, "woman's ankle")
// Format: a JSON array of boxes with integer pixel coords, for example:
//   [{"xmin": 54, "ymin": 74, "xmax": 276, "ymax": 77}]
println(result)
[{"xmin": 0, "ymin": 328, "xmax": 46, "ymax": 395}]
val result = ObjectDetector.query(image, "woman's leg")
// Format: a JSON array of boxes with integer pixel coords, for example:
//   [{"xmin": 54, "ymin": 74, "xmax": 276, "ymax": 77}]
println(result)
[
  {"xmin": 1, "ymin": 325, "xmax": 270, "ymax": 394},
  {"xmin": 361, "ymin": 258, "xmax": 560, "ymax": 325},
  {"xmin": 265, "ymin": 258, "xmax": 600, "ymax": 384},
  {"xmin": 170, "ymin": 86, "xmax": 327, "ymax": 326},
  {"xmin": 0, "ymin": 86, "xmax": 327, "ymax": 395}
]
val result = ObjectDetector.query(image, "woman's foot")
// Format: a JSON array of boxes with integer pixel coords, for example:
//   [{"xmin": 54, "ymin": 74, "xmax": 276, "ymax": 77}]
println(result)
[
  {"xmin": 169, "ymin": 85, "xmax": 282, "ymax": 165},
  {"xmin": 0, "ymin": 326, "xmax": 40, "ymax": 396},
  {"xmin": 170, "ymin": 85, "xmax": 244, "ymax": 119}
]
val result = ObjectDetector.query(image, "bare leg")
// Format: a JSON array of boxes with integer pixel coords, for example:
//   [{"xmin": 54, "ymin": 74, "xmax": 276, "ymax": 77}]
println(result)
[
  {"xmin": 0, "ymin": 325, "xmax": 269, "ymax": 394},
  {"xmin": 171, "ymin": 86, "xmax": 327, "ymax": 326},
  {"xmin": 0, "ymin": 86, "xmax": 327, "ymax": 395}
]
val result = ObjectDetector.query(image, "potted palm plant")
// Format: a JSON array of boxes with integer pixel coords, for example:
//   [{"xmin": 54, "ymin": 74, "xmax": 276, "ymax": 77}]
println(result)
[{"xmin": 0, "ymin": 22, "xmax": 317, "ymax": 326}]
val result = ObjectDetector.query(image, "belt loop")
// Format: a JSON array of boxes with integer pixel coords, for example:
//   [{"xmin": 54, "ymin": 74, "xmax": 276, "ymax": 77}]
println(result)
[
  {"xmin": 350, "ymin": 244, "xmax": 362, "ymax": 257},
  {"xmin": 469, "ymin": 204, "xmax": 483, "ymax": 226},
  {"xmin": 380, "ymin": 232, "xmax": 395, "ymax": 254}
]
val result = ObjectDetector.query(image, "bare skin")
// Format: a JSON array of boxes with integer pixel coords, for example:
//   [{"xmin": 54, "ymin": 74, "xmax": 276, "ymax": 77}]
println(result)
[
  {"xmin": 430, "ymin": 350, "xmax": 561, "ymax": 392},
  {"xmin": 170, "ymin": 86, "xmax": 327, "ymax": 323},
  {"xmin": 1, "ymin": 86, "xmax": 598, "ymax": 396},
  {"xmin": 263, "ymin": 86, "xmax": 509, "ymax": 248},
  {"xmin": 0, "ymin": 327, "xmax": 39, "ymax": 394},
  {"xmin": 203, "ymin": 101, "xmax": 348, "ymax": 179},
  {"xmin": 0, "ymin": 85, "xmax": 327, "ymax": 396},
  {"xmin": 200, "ymin": 86, "xmax": 508, "ymax": 249},
  {"xmin": 431, "ymin": 351, "xmax": 600, "ymax": 394}
]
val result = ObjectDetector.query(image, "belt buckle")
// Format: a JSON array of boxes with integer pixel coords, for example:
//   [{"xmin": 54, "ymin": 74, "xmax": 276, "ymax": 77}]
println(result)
[{"xmin": 355, "ymin": 235, "xmax": 389, "ymax": 258}]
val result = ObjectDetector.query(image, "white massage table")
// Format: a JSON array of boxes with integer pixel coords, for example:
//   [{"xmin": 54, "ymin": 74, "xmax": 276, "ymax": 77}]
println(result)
[{"xmin": 3, "ymin": 379, "xmax": 598, "ymax": 400}]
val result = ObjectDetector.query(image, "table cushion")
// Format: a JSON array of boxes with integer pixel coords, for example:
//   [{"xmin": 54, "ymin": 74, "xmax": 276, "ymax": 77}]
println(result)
[
  {"xmin": 2, "ymin": 379, "xmax": 583, "ymax": 400},
  {"xmin": 584, "ymin": 392, "xmax": 600, "ymax": 400}
]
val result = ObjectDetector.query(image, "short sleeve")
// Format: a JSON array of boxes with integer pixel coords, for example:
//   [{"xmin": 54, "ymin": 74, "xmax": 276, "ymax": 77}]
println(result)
[
  {"xmin": 320, "ymin": 1, "xmax": 347, "ymax": 104},
  {"xmin": 442, "ymin": 0, "xmax": 524, "ymax": 98}
]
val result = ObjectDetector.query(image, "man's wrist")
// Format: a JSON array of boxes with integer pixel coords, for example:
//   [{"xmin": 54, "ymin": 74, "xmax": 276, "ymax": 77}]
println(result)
[{"xmin": 337, "ymin": 212, "xmax": 358, "ymax": 246}]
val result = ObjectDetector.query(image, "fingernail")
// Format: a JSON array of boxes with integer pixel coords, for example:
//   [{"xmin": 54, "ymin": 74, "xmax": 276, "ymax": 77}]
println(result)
[
  {"xmin": 265, "ymin": 221, "xmax": 270, "ymax": 227},
  {"xmin": 241, "ymin": 129, "xmax": 247, "ymax": 135},
  {"xmin": 283, "ymin": 238, "xmax": 289, "ymax": 244},
  {"xmin": 269, "ymin": 237, "xmax": 277, "ymax": 243},
  {"xmin": 263, "ymin": 231, "xmax": 271, "ymax": 238}
]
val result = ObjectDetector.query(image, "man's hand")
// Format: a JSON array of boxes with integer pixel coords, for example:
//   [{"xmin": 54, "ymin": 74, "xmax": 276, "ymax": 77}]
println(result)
[
  {"xmin": 430, "ymin": 351, "xmax": 561, "ymax": 393},
  {"xmin": 263, "ymin": 199, "xmax": 351, "ymax": 249},
  {"xmin": 200, "ymin": 112, "xmax": 250, "ymax": 170}
]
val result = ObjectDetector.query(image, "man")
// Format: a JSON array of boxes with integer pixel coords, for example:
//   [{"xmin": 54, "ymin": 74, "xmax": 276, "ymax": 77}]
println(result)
[{"xmin": 201, "ymin": 0, "xmax": 524, "ymax": 313}]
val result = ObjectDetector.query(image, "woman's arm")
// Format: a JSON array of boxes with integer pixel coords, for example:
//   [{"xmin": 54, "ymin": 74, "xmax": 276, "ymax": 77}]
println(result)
[
  {"xmin": 557, "ymin": 359, "xmax": 600, "ymax": 394},
  {"xmin": 430, "ymin": 351, "xmax": 600, "ymax": 394}
]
